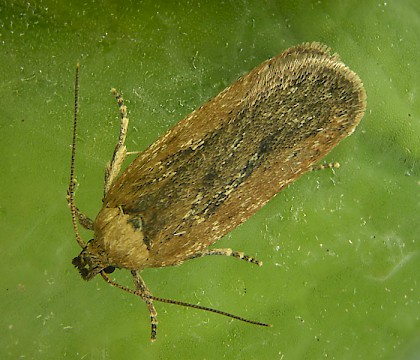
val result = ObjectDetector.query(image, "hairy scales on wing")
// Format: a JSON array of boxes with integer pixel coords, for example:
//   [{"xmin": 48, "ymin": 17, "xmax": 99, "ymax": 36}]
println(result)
[{"xmin": 98, "ymin": 45, "xmax": 365, "ymax": 268}]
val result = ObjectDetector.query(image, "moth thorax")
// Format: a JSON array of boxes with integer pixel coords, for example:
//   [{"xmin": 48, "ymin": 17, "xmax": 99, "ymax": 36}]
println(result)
[{"xmin": 94, "ymin": 207, "xmax": 150, "ymax": 270}]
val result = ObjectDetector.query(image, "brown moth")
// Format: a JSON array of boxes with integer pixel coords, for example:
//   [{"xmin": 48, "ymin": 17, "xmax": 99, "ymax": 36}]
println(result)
[{"xmin": 67, "ymin": 42, "xmax": 366, "ymax": 341}]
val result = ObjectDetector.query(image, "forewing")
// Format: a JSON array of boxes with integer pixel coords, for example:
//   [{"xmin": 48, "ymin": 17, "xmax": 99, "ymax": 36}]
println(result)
[{"xmin": 104, "ymin": 43, "xmax": 366, "ymax": 266}]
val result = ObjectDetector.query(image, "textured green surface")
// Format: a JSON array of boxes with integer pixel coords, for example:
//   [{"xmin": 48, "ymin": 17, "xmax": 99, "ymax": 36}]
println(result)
[{"xmin": 1, "ymin": 1, "xmax": 419, "ymax": 359}]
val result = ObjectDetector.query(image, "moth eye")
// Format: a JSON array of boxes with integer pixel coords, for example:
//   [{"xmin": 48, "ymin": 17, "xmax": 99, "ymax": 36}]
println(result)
[{"xmin": 103, "ymin": 266, "xmax": 116, "ymax": 274}]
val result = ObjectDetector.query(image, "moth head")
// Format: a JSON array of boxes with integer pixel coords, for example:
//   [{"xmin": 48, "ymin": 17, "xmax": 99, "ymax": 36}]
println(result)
[{"xmin": 72, "ymin": 239, "xmax": 115, "ymax": 281}]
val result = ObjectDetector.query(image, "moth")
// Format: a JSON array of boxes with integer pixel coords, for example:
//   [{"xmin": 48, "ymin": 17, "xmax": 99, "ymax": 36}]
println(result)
[{"xmin": 67, "ymin": 42, "xmax": 366, "ymax": 341}]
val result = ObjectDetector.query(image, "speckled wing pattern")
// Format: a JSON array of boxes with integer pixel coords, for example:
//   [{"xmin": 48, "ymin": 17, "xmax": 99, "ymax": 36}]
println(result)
[{"xmin": 103, "ymin": 42, "xmax": 366, "ymax": 268}]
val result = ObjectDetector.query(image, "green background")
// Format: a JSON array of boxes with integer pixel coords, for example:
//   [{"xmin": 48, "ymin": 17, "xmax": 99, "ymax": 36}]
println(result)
[{"xmin": 1, "ymin": 1, "xmax": 419, "ymax": 359}]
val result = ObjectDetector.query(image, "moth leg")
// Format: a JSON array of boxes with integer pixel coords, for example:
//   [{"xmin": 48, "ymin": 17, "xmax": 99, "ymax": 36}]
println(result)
[
  {"xmin": 131, "ymin": 270, "xmax": 158, "ymax": 342},
  {"xmin": 74, "ymin": 206, "xmax": 94, "ymax": 230},
  {"xmin": 310, "ymin": 161, "xmax": 340, "ymax": 171},
  {"xmin": 66, "ymin": 188, "xmax": 94, "ymax": 230},
  {"xmin": 187, "ymin": 248, "xmax": 263, "ymax": 266},
  {"xmin": 103, "ymin": 89, "xmax": 129, "ymax": 198}
]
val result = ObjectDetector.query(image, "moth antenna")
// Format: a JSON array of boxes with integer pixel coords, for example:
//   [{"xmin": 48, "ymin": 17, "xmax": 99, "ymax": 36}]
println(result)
[
  {"xmin": 100, "ymin": 272, "xmax": 271, "ymax": 328},
  {"xmin": 147, "ymin": 295, "xmax": 271, "ymax": 327},
  {"xmin": 67, "ymin": 63, "xmax": 86, "ymax": 248}
]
